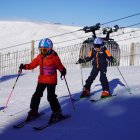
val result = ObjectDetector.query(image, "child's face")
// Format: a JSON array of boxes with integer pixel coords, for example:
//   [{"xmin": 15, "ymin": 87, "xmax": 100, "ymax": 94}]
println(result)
[
  {"xmin": 94, "ymin": 44, "xmax": 101, "ymax": 51},
  {"xmin": 95, "ymin": 47, "xmax": 100, "ymax": 51},
  {"xmin": 39, "ymin": 48, "xmax": 51, "ymax": 57}
]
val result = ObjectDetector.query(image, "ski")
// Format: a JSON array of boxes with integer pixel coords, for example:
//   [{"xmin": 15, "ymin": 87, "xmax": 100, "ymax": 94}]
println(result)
[
  {"xmin": 90, "ymin": 94, "xmax": 117, "ymax": 102},
  {"xmin": 13, "ymin": 112, "xmax": 45, "ymax": 129},
  {"xmin": 72, "ymin": 95, "xmax": 91, "ymax": 102},
  {"xmin": 13, "ymin": 121, "xmax": 28, "ymax": 128},
  {"xmin": 33, "ymin": 114, "xmax": 71, "ymax": 131}
]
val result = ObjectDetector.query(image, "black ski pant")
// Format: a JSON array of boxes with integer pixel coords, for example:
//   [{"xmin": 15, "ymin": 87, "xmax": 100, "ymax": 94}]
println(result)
[
  {"xmin": 84, "ymin": 66, "xmax": 109, "ymax": 92},
  {"xmin": 30, "ymin": 83, "xmax": 61, "ymax": 112}
]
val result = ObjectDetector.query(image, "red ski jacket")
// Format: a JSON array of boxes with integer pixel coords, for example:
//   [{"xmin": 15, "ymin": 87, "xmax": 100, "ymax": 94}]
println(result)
[{"xmin": 24, "ymin": 50, "xmax": 65, "ymax": 84}]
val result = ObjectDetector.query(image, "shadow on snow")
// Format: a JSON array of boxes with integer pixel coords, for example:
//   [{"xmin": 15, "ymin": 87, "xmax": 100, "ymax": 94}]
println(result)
[
  {"xmin": 0, "ymin": 78, "xmax": 140, "ymax": 140},
  {"xmin": 0, "ymin": 73, "xmax": 24, "ymax": 83}
]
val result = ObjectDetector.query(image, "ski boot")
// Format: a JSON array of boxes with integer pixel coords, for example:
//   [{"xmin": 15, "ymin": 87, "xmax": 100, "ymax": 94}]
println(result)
[
  {"xmin": 48, "ymin": 110, "xmax": 64, "ymax": 124},
  {"xmin": 80, "ymin": 88, "xmax": 90, "ymax": 98},
  {"xmin": 101, "ymin": 91, "xmax": 111, "ymax": 98},
  {"xmin": 26, "ymin": 110, "xmax": 39, "ymax": 121}
]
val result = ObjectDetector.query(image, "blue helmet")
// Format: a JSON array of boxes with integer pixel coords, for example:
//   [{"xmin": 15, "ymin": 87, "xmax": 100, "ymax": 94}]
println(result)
[
  {"xmin": 93, "ymin": 37, "xmax": 104, "ymax": 46},
  {"xmin": 38, "ymin": 38, "xmax": 53, "ymax": 49}
]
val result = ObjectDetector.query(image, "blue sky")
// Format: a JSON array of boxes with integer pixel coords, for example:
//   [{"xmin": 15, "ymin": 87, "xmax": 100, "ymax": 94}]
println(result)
[{"xmin": 0, "ymin": 0, "xmax": 140, "ymax": 27}]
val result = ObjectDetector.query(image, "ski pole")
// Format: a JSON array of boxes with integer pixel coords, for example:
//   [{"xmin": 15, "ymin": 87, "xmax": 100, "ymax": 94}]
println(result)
[
  {"xmin": 75, "ymin": 61, "xmax": 84, "ymax": 88},
  {"xmin": 63, "ymin": 76, "xmax": 76, "ymax": 111},
  {"xmin": 116, "ymin": 66, "xmax": 132, "ymax": 94},
  {"xmin": 3, "ymin": 70, "xmax": 21, "ymax": 112},
  {"xmin": 80, "ymin": 64, "xmax": 84, "ymax": 87}
]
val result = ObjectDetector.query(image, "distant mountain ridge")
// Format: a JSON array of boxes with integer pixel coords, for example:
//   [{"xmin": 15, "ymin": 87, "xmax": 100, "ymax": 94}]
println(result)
[
  {"xmin": 0, "ymin": 21, "xmax": 83, "ymax": 52},
  {"xmin": 0, "ymin": 21, "xmax": 140, "ymax": 53}
]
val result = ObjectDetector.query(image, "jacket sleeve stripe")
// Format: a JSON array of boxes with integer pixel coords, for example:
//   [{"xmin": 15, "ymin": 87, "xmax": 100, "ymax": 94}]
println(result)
[{"xmin": 105, "ymin": 49, "xmax": 111, "ymax": 57}]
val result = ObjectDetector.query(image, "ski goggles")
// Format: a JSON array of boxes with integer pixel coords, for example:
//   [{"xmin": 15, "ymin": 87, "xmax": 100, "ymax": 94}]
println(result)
[
  {"xmin": 94, "ymin": 44, "xmax": 101, "ymax": 48},
  {"xmin": 39, "ymin": 48, "xmax": 50, "ymax": 53}
]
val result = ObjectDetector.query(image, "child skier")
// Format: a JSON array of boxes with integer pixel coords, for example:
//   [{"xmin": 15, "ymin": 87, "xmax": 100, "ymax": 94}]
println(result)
[
  {"xmin": 19, "ymin": 38, "xmax": 66, "ymax": 123},
  {"xmin": 77, "ymin": 37, "xmax": 116, "ymax": 98}
]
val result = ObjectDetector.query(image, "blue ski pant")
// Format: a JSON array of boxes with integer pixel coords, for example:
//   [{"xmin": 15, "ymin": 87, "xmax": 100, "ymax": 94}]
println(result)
[{"xmin": 84, "ymin": 66, "xmax": 109, "ymax": 92}]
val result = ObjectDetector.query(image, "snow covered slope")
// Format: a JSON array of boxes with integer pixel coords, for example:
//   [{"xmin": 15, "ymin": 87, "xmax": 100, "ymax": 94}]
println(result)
[
  {"xmin": 0, "ymin": 66, "xmax": 140, "ymax": 140},
  {"xmin": 0, "ymin": 21, "xmax": 86, "ymax": 53}
]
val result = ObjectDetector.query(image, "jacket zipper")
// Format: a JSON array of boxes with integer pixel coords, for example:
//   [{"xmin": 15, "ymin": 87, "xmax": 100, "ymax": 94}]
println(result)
[{"xmin": 96, "ymin": 52, "xmax": 99, "ymax": 68}]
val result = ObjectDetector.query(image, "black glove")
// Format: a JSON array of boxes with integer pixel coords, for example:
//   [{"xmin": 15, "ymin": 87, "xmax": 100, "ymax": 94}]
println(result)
[
  {"xmin": 60, "ymin": 68, "xmax": 66, "ymax": 79},
  {"xmin": 61, "ymin": 68, "xmax": 66, "ymax": 76},
  {"xmin": 111, "ymin": 58, "xmax": 117, "ymax": 64},
  {"xmin": 76, "ymin": 58, "xmax": 86, "ymax": 64},
  {"xmin": 19, "ymin": 63, "xmax": 26, "ymax": 73}
]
